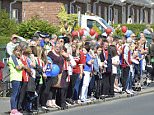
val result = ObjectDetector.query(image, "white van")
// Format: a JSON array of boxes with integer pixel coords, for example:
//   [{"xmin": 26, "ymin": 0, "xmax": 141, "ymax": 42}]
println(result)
[{"xmin": 78, "ymin": 14, "xmax": 113, "ymax": 35}]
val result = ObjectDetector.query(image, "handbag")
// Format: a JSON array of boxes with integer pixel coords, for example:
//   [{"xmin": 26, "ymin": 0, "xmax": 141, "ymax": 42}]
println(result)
[
  {"xmin": 52, "ymin": 73, "xmax": 62, "ymax": 88},
  {"xmin": 26, "ymin": 77, "xmax": 36, "ymax": 92}
]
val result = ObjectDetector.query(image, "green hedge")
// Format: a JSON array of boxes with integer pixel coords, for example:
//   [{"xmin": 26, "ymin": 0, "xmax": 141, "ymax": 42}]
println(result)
[
  {"xmin": 0, "ymin": 36, "xmax": 10, "ymax": 46},
  {"xmin": 0, "ymin": 10, "xmax": 17, "ymax": 36},
  {"xmin": 17, "ymin": 17, "xmax": 60, "ymax": 39}
]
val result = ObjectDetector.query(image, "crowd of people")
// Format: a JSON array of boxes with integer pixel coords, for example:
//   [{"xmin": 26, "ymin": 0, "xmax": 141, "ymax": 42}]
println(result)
[{"xmin": 4, "ymin": 27, "xmax": 154, "ymax": 115}]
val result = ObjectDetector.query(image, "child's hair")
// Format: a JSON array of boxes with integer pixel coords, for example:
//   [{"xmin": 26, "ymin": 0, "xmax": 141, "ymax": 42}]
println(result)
[
  {"xmin": 41, "ymin": 48, "xmax": 47, "ymax": 64},
  {"xmin": 109, "ymin": 45, "xmax": 117, "ymax": 57},
  {"xmin": 13, "ymin": 45, "xmax": 21, "ymax": 54},
  {"xmin": 36, "ymin": 46, "xmax": 43, "ymax": 58},
  {"xmin": 30, "ymin": 46, "xmax": 37, "ymax": 56}
]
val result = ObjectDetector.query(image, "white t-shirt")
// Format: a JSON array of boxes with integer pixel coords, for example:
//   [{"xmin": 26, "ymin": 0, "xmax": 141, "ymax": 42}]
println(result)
[{"xmin": 112, "ymin": 55, "xmax": 120, "ymax": 74}]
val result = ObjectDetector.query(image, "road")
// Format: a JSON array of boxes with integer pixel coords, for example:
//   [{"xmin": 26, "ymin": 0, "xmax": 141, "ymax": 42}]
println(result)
[{"xmin": 44, "ymin": 92, "xmax": 154, "ymax": 115}]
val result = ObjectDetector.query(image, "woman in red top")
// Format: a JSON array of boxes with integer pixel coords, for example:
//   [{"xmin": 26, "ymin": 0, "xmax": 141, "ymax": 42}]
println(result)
[{"xmin": 66, "ymin": 43, "xmax": 86, "ymax": 104}]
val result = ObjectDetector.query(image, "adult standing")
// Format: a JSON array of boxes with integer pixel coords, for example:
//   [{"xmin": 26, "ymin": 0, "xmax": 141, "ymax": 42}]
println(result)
[
  {"xmin": 8, "ymin": 46, "xmax": 23, "ymax": 115},
  {"xmin": 41, "ymin": 42, "xmax": 64, "ymax": 110},
  {"xmin": 6, "ymin": 34, "xmax": 26, "ymax": 56}
]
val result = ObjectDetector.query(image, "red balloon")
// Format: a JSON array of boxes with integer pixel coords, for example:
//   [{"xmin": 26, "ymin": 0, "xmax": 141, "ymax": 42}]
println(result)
[
  {"xmin": 89, "ymin": 29, "xmax": 96, "ymax": 36},
  {"xmin": 72, "ymin": 31, "xmax": 78, "ymax": 37},
  {"xmin": 121, "ymin": 26, "xmax": 127, "ymax": 33},
  {"xmin": 95, "ymin": 32, "xmax": 99, "ymax": 39},
  {"xmin": 105, "ymin": 27, "xmax": 112, "ymax": 35},
  {"xmin": 78, "ymin": 29, "xmax": 84, "ymax": 36}
]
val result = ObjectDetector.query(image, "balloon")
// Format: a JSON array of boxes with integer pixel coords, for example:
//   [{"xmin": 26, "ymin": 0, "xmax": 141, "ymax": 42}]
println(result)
[
  {"xmin": 95, "ymin": 32, "xmax": 99, "ymax": 39},
  {"xmin": 125, "ymin": 30, "xmax": 133, "ymax": 38},
  {"xmin": 50, "ymin": 64, "xmax": 60, "ymax": 77},
  {"xmin": 121, "ymin": 26, "xmax": 127, "ymax": 33},
  {"xmin": 105, "ymin": 27, "xmax": 112, "ymax": 35},
  {"xmin": 89, "ymin": 29, "xmax": 96, "ymax": 36},
  {"xmin": 72, "ymin": 31, "xmax": 78, "ymax": 37},
  {"xmin": 78, "ymin": 29, "xmax": 84, "ymax": 36}
]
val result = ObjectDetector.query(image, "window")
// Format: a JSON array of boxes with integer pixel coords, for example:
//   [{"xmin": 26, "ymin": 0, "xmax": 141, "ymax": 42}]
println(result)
[
  {"xmin": 12, "ymin": 9, "xmax": 18, "ymax": 22},
  {"xmin": 87, "ymin": 19, "xmax": 105, "ymax": 33}
]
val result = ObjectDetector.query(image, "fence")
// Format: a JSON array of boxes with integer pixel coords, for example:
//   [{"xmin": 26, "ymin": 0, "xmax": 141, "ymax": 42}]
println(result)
[{"xmin": 0, "ymin": 45, "xmax": 11, "ymax": 97}]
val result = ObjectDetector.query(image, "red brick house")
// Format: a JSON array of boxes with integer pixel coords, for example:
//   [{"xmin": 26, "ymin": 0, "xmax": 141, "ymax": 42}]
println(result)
[{"xmin": 0, "ymin": 0, "xmax": 154, "ymax": 25}]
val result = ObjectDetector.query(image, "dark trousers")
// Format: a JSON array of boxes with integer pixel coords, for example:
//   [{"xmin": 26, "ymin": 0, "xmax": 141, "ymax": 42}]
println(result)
[
  {"xmin": 56, "ymin": 87, "xmax": 67, "ymax": 108},
  {"xmin": 94, "ymin": 75, "xmax": 102, "ymax": 98},
  {"xmin": 41, "ymin": 77, "xmax": 57, "ymax": 106},
  {"xmin": 121, "ymin": 66, "xmax": 130, "ymax": 91},
  {"xmin": 67, "ymin": 73, "xmax": 78, "ymax": 99},
  {"xmin": 88, "ymin": 76, "xmax": 95, "ymax": 97},
  {"xmin": 109, "ymin": 74, "xmax": 116, "ymax": 95},
  {"xmin": 18, "ymin": 82, "xmax": 28, "ymax": 110},
  {"xmin": 36, "ymin": 84, "xmax": 44, "ymax": 107},
  {"xmin": 101, "ymin": 73, "xmax": 111, "ymax": 95}
]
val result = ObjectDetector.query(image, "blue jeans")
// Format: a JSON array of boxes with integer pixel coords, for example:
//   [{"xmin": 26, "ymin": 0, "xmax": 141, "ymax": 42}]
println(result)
[
  {"xmin": 126, "ymin": 71, "xmax": 133, "ymax": 90},
  {"xmin": 73, "ymin": 74, "xmax": 82, "ymax": 100},
  {"xmin": 10, "ymin": 81, "xmax": 21, "ymax": 109}
]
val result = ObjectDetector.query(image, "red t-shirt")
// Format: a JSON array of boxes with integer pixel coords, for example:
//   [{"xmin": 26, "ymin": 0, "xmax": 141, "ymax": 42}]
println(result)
[
  {"xmin": 20, "ymin": 55, "xmax": 30, "ymax": 82},
  {"xmin": 73, "ymin": 51, "xmax": 86, "ymax": 74}
]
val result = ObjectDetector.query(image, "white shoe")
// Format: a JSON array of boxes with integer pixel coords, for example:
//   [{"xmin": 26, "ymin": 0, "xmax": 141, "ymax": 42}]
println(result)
[
  {"xmin": 81, "ymin": 99, "xmax": 92, "ymax": 103},
  {"xmin": 130, "ymin": 89, "xmax": 135, "ymax": 93},
  {"xmin": 42, "ymin": 106, "xmax": 48, "ymax": 110},
  {"xmin": 126, "ymin": 90, "xmax": 134, "ymax": 95}
]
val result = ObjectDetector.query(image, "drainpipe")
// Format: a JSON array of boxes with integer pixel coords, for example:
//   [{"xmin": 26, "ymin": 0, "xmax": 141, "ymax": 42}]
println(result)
[
  {"xmin": 70, "ymin": 0, "xmax": 76, "ymax": 14},
  {"xmin": 140, "ymin": 5, "xmax": 145, "ymax": 24},
  {"xmin": 76, "ymin": 5, "xmax": 81, "ymax": 26},
  {"xmin": 10, "ymin": 0, "xmax": 17, "ymax": 19},
  {"xmin": 108, "ymin": 1, "xmax": 115, "ymax": 23},
  {"xmin": 93, "ymin": 0, "xmax": 100, "ymax": 15}
]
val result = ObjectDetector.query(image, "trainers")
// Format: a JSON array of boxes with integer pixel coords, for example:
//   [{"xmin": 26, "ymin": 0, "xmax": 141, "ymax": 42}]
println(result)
[
  {"xmin": 81, "ymin": 99, "xmax": 92, "ymax": 103},
  {"xmin": 126, "ymin": 90, "xmax": 134, "ymax": 95},
  {"xmin": 42, "ymin": 106, "xmax": 48, "ymax": 110}
]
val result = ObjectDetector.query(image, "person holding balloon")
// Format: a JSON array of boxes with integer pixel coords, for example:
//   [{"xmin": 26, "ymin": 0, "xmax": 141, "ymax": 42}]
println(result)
[{"xmin": 41, "ymin": 42, "xmax": 64, "ymax": 110}]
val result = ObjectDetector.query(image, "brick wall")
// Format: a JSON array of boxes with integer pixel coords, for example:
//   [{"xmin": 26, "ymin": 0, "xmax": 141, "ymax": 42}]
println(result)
[{"xmin": 22, "ymin": 0, "xmax": 70, "ymax": 25}]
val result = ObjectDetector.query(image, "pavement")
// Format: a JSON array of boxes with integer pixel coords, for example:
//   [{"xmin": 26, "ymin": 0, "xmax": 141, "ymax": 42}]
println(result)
[{"xmin": 0, "ymin": 83, "xmax": 154, "ymax": 115}]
